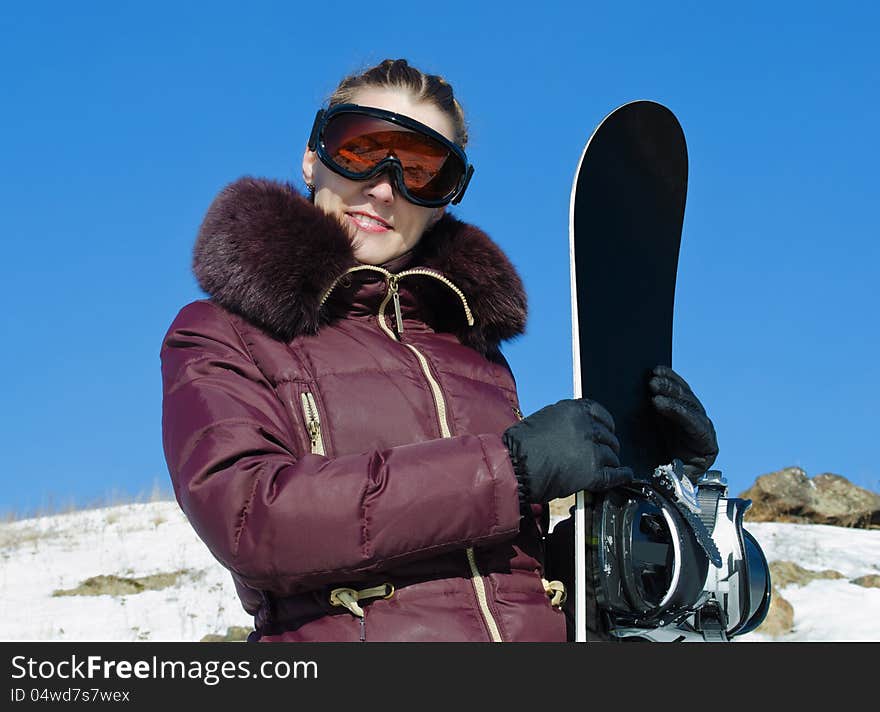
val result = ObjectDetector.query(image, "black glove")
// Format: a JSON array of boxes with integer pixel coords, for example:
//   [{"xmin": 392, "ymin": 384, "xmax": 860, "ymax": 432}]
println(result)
[
  {"xmin": 648, "ymin": 365, "xmax": 719, "ymax": 481},
  {"xmin": 502, "ymin": 398, "xmax": 634, "ymax": 506}
]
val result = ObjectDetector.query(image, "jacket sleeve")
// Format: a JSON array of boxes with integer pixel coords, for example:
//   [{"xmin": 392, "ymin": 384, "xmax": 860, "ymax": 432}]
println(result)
[{"xmin": 160, "ymin": 300, "xmax": 522, "ymax": 595}]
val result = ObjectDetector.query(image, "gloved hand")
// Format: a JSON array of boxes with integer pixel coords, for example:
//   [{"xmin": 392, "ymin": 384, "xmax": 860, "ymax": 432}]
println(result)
[
  {"xmin": 502, "ymin": 398, "xmax": 634, "ymax": 505},
  {"xmin": 648, "ymin": 365, "xmax": 719, "ymax": 481}
]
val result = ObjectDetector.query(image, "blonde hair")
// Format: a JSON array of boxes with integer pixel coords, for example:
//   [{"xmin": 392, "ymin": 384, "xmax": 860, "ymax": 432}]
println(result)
[{"xmin": 327, "ymin": 58, "xmax": 469, "ymax": 148}]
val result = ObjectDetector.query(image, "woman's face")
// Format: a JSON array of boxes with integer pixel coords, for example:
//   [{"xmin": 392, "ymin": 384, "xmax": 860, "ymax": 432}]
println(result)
[{"xmin": 302, "ymin": 86, "xmax": 455, "ymax": 266}]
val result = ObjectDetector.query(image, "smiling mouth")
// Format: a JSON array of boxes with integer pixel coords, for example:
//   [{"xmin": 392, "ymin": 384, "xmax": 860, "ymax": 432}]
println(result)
[{"xmin": 347, "ymin": 212, "xmax": 392, "ymax": 232}]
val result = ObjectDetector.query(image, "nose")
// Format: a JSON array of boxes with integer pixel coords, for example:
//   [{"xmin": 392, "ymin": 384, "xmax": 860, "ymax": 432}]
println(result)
[{"xmin": 364, "ymin": 169, "xmax": 395, "ymax": 204}]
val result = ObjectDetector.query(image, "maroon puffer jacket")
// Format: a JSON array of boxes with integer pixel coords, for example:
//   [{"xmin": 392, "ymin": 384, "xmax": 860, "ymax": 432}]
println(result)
[{"xmin": 160, "ymin": 177, "xmax": 567, "ymax": 642}]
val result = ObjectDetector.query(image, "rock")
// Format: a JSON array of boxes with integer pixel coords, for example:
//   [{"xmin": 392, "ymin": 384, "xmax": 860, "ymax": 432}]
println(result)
[
  {"xmin": 740, "ymin": 468, "xmax": 880, "ymax": 529},
  {"xmin": 769, "ymin": 560, "xmax": 845, "ymax": 588},
  {"xmin": 749, "ymin": 561, "xmax": 865, "ymax": 639},
  {"xmin": 753, "ymin": 586, "xmax": 794, "ymax": 638},
  {"xmin": 549, "ymin": 494, "xmax": 575, "ymax": 521}
]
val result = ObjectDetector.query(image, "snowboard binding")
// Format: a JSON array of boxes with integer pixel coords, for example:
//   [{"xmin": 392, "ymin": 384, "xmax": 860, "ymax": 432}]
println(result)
[{"xmin": 586, "ymin": 460, "xmax": 771, "ymax": 642}]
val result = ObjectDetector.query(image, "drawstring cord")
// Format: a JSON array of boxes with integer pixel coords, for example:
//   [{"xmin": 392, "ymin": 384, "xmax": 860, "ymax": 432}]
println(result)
[
  {"xmin": 542, "ymin": 579, "xmax": 567, "ymax": 608},
  {"xmin": 328, "ymin": 578, "xmax": 561, "ymax": 641},
  {"xmin": 329, "ymin": 583, "xmax": 395, "ymax": 618},
  {"xmin": 331, "ymin": 580, "xmax": 562, "ymax": 614}
]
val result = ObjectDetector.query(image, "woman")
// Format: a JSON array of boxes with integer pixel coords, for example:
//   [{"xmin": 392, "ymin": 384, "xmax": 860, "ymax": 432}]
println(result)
[{"xmin": 160, "ymin": 59, "xmax": 718, "ymax": 642}]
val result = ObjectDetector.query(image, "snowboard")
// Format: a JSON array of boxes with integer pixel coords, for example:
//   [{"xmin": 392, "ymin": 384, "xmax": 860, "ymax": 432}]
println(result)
[{"xmin": 555, "ymin": 100, "xmax": 688, "ymax": 641}]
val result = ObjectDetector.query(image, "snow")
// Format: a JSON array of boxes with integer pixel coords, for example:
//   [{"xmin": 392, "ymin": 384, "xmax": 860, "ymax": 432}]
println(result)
[
  {"xmin": 0, "ymin": 502, "xmax": 252, "ymax": 642},
  {"xmin": 737, "ymin": 522, "xmax": 880, "ymax": 643},
  {"xmin": 0, "ymin": 502, "xmax": 877, "ymax": 642}
]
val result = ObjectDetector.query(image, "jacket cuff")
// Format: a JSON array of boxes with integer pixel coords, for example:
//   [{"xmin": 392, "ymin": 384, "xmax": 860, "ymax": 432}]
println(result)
[{"xmin": 478, "ymin": 433, "xmax": 528, "ymax": 528}]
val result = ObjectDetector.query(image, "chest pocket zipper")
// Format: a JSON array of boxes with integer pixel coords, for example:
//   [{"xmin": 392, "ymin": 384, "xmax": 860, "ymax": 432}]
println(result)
[{"xmin": 300, "ymin": 391, "xmax": 326, "ymax": 455}]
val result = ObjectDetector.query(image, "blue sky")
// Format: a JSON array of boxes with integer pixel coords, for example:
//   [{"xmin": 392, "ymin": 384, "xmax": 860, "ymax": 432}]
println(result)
[{"xmin": 1, "ymin": 2, "xmax": 877, "ymax": 516}]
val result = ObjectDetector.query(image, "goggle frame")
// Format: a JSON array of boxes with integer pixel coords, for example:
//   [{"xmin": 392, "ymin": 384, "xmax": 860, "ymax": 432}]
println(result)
[{"xmin": 308, "ymin": 103, "xmax": 474, "ymax": 208}]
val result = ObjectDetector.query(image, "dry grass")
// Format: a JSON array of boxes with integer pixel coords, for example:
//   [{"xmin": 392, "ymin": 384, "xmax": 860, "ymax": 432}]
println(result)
[
  {"xmin": 200, "ymin": 626, "xmax": 252, "ymax": 643},
  {"xmin": 52, "ymin": 569, "xmax": 203, "ymax": 597},
  {"xmin": 1, "ymin": 479, "xmax": 174, "ymax": 523},
  {"xmin": 0, "ymin": 523, "xmax": 46, "ymax": 549},
  {"xmin": 851, "ymin": 574, "xmax": 880, "ymax": 588}
]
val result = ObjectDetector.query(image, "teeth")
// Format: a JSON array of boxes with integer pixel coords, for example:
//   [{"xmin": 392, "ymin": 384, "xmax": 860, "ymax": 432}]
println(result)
[{"xmin": 352, "ymin": 214, "xmax": 387, "ymax": 228}]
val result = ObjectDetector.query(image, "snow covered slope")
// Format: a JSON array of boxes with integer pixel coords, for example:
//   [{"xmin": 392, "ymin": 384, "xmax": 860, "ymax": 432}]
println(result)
[
  {"xmin": 0, "ymin": 502, "xmax": 252, "ymax": 642},
  {"xmin": 1, "ymin": 502, "xmax": 877, "ymax": 642}
]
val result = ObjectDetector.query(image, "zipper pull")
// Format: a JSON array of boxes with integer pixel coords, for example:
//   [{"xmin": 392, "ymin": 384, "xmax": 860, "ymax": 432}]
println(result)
[
  {"xmin": 389, "ymin": 276, "xmax": 404, "ymax": 335},
  {"xmin": 307, "ymin": 420, "xmax": 320, "ymax": 451}
]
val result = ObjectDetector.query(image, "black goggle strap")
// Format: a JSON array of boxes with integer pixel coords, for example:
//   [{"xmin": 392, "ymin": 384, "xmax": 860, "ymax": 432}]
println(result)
[
  {"xmin": 311, "ymin": 105, "xmax": 468, "ymax": 167},
  {"xmin": 451, "ymin": 165, "xmax": 475, "ymax": 205},
  {"xmin": 307, "ymin": 109, "xmax": 325, "ymax": 152}
]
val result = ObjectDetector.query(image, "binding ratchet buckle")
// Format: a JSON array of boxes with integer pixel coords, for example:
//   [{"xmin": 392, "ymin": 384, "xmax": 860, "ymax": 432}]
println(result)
[{"xmin": 588, "ymin": 460, "xmax": 772, "ymax": 642}]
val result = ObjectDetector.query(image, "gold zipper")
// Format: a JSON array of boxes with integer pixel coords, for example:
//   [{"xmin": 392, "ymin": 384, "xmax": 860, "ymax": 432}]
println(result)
[
  {"xmin": 377, "ymin": 276, "xmax": 502, "ymax": 640},
  {"xmin": 320, "ymin": 263, "xmax": 503, "ymax": 641},
  {"xmin": 393, "ymin": 268, "xmax": 474, "ymax": 330},
  {"xmin": 321, "ymin": 265, "xmax": 391, "ymax": 307},
  {"xmin": 320, "ymin": 265, "xmax": 474, "ymax": 335},
  {"xmin": 300, "ymin": 392, "xmax": 325, "ymax": 455},
  {"xmin": 467, "ymin": 547, "xmax": 503, "ymax": 642},
  {"xmin": 375, "ymin": 286, "xmax": 453, "ymax": 438}
]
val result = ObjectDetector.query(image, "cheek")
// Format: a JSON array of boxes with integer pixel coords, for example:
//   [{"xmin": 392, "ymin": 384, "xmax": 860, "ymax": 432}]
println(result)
[
  {"xmin": 313, "ymin": 175, "xmax": 350, "ymax": 216},
  {"xmin": 313, "ymin": 189, "xmax": 335, "ymax": 215},
  {"xmin": 314, "ymin": 164, "xmax": 353, "ymax": 200},
  {"xmin": 401, "ymin": 207, "xmax": 435, "ymax": 243}
]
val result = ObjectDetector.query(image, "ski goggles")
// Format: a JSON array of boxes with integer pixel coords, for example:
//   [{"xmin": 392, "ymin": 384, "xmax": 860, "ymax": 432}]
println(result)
[{"xmin": 307, "ymin": 103, "xmax": 474, "ymax": 208}]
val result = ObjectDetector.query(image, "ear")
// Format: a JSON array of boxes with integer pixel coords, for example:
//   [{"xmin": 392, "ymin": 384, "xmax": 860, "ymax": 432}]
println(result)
[
  {"xmin": 429, "ymin": 207, "xmax": 446, "ymax": 226},
  {"xmin": 302, "ymin": 147, "xmax": 317, "ymax": 186}
]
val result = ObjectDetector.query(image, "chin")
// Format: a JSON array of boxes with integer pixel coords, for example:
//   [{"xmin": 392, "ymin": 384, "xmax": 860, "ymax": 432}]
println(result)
[
  {"xmin": 351, "ymin": 245, "xmax": 386, "ymax": 265},
  {"xmin": 353, "ymin": 236, "xmax": 405, "ymax": 266},
  {"xmin": 354, "ymin": 253, "xmax": 393, "ymax": 266}
]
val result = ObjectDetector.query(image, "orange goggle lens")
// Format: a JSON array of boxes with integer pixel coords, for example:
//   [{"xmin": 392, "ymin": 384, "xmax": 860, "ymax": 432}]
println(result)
[{"xmin": 321, "ymin": 113, "xmax": 466, "ymax": 203}]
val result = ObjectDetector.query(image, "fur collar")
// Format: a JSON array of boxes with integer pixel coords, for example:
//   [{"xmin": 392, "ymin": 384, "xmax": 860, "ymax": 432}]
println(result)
[{"xmin": 192, "ymin": 177, "xmax": 527, "ymax": 354}]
